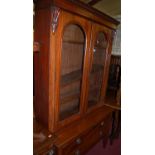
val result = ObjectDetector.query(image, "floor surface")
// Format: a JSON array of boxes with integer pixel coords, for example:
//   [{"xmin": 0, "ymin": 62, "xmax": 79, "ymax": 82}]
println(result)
[{"xmin": 86, "ymin": 136, "xmax": 121, "ymax": 155}]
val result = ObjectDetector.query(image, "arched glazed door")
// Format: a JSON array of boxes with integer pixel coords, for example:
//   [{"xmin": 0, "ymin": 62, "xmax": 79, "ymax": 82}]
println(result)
[
  {"xmin": 59, "ymin": 24, "xmax": 85, "ymax": 120},
  {"xmin": 54, "ymin": 10, "xmax": 91, "ymax": 129},
  {"xmin": 85, "ymin": 23, "xmax": 111, "ymax": 111}
]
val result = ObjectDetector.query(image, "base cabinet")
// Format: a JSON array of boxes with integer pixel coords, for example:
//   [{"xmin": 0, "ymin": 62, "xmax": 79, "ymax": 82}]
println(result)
[
  {"xmin": 34, "ymin": 112, "xmax": 112, "ymax": 155},
  {"xmin": 60, "ymin": 116, "xmax": 111, "ymax": 155}
]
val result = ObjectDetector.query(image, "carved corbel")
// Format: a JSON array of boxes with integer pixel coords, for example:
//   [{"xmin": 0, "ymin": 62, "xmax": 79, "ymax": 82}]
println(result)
[{"xmin": 51, "ymin": 7, "xmax": 60, "ymax": 34}]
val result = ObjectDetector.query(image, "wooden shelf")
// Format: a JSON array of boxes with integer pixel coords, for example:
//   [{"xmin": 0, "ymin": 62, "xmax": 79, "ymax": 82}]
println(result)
[
  {"xmin": 103, "ymin": 103, "xmax": 120, "ymax": 110},
  {"xmin": 60, "ymin": 99, "xmax": 79, "ymax": 120},
  {"xmin": 91, "ymin": 64, "xmax": 104, "ymax": 74},
  {"xmin": 88, "ymin": 100, "xmax": 97, "ymax": 107},
  {"xmin": 60, "ymin": 88, "xmax": 80, "ymax": 98},
  {"xmin": 61, "ymin": 70, "xmax": 82, "ymax": 87},
  {"xmin": 60, "ymin": 91, "xmax": 80, "ymax": 105},
  {"xmin": 63, "ymin": 40, "xmax": 84, "ymax": 44},
  {"xmin": 60, "ymin": 107, "xmax": 79, "ymax": 121},
  {"xmin": 94, "ymin": 46, "xmax": 106, "ymax": 50},
  {"xmin": 88, "ymin": 86, "xmax": 101, "ymax": 94},
  {"xmin": 87, "ymin": 87, "xmax": 101, "ymax": 107},
  {"xmin": 104, "ymin": 90, "xmax": 121, "ymax": 110}
]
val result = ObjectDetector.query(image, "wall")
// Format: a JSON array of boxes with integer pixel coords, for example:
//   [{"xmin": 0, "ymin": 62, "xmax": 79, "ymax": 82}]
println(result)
[{"xmin": 112, "ymin": 18, "xmax": 121, "ymax": 56}]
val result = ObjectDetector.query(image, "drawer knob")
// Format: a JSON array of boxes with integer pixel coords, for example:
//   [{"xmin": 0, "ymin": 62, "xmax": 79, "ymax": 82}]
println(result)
[
  {"xmin": 75, "ymin": 149, "xmax": 80, "ymax": 155},
  {"xmin": 76, "ymin": 138, "xmax": 82, "ymax": 144},
  {"xmin": 48, "ymin": 149, "xmax": 55, "ymax": 155},
  {"xmin": 101, "ymin": 121, "xmax": 105, "ymax": 126}
]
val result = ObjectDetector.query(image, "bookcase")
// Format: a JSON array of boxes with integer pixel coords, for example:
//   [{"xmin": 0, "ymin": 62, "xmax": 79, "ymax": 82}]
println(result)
[{"xmin": 33, "ymin": 0, "xmax": 119, "ymax": 154}]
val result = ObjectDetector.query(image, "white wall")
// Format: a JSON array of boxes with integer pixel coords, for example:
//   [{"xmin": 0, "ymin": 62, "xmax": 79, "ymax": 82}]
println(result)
[{"xmin": 112, "ymin": 19, "xmax": 121, "ymax": 55}]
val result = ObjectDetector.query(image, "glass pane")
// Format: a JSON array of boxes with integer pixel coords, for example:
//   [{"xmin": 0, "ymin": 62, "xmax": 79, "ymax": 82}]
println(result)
[
  {"xmin": 59, "ymin": 24, "xmax": 85, "ymax": 120},
  {"xmin": 87, "ymin": 32, "xmax": 107, "ymax": 108}
]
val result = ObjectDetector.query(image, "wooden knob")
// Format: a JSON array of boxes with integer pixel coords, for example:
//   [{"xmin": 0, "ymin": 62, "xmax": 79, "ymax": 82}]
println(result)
[
  {"xmin": 75, "ymin": 149, "xmax": 80, "ymax": 155},
  {"xmin": 48, "ymin": 149, "xmax": 55, "ymax": 155},
  {"xmin": 76, "ymin": 138, "xmax": 82, "ymax": 144},
  {"xmin": 101, "ymin": 121, "xmax": 105, "ymax": 126}
]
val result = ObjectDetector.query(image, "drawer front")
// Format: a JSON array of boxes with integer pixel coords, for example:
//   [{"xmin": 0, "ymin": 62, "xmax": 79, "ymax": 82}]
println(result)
[
  {"xmin": 34, "ymin": 146, "xmax": 57, "ymax": 155},
  {"xmin": 61, "ymin": 114, "xmax": 112, "ymax": 155},
  {"xmin": 64, "ymin": 125, "xmax": 102, "ymax": 155},
  {"xmin": 46, "ymin": 147, "xmax": 57, "ymax": 155},
  {"xmin": 101, "ymin": 114, "xmax": 112, "ymax": 135},
  {"xmin": 79, "ymin": 124, "xmax": 103, "ymax": 154},
  {"xmin": 80, "ymin": 115, "xmax": 111, "ymax": 154},
  {"xmin": 62, "ymin": 137, "xmax": 83, "ymax": 155}
]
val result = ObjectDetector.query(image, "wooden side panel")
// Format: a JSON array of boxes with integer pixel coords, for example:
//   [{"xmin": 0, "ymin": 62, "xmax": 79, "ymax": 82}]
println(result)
[{"xmin": 34, "ymin": 7, "xmax": 51, "ymax": 127}]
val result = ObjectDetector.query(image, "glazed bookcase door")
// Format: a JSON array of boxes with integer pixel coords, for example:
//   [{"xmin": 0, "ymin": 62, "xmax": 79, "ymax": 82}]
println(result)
[
  {"xmin": 55, "ymin": 10, "xmax": 91, "ymax": 128},
  {"xmin": 59, "ymin": 24, "xmax": 85, "ymax": 120},
  {"xmin": 85, "ymin": 23, "xmax": 110, "ymax": 111}
]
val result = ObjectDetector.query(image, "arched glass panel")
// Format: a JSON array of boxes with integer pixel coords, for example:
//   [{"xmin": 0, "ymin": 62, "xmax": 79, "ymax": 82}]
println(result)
[
  {"xmin": 59, "ymin": 24, "xmax": 85, "ymax": 120},
  {"xmin": 87, "ymin": 32, "xmax": 108, "ymax": 108}
]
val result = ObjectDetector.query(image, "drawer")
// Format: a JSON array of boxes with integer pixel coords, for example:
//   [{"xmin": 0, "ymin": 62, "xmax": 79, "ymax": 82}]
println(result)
[
  {"xmin": 101, "ymin": 114, "xmax": 112, "ymax": 135},
  {"xmin": 63, "ymin": 125, "xmax": 102, "ymax": 155},
  {"xmin": 80, "ymin": 116, "xmax": 112, "ymax": 154},
  {"xmin": 46, "ymin": 147, "xmax": 57, "ymax": 155},
  {"xmin": 34, "ymin": 146, "xmax": 57, "ymax": 155},
  {"xmin": 61, "ymin": 115, "xmax": 112, "ymax": 155},
  {"xmin": 79, "ymin": 124, "xmax": 104, "ymax": 154},
  {"xmin": 62, "ymin": 136, "xmax": 83, "ymax": 155}
]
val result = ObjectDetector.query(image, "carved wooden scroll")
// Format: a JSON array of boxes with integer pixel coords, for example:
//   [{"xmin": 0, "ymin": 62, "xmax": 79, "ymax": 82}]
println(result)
[{"xmin": 51, "ymin": 7, "xmax": 60, "ymax": 34}]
